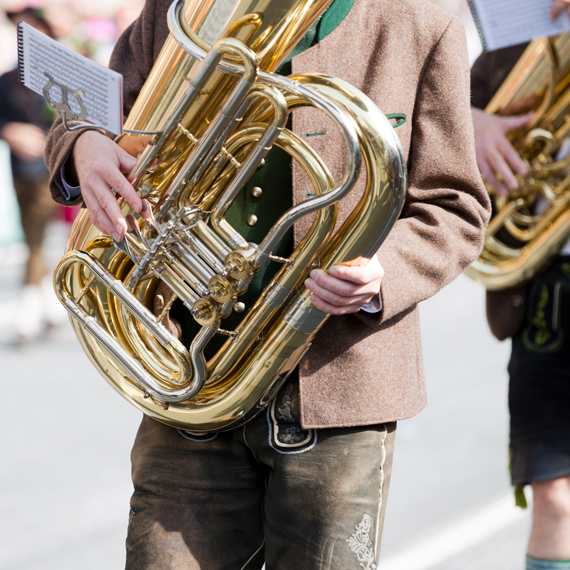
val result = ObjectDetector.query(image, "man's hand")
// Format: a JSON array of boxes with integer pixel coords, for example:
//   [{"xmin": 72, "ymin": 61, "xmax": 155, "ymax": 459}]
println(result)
[
  {"xmin": 305, "ymin": 256, "xmax": 384, "ymax": 315},
  {"xmin": 551, "ymin": 0, "xmax": 570, "ymax": 20},
  {"xmin": 471, "ymin": 107, "xmax": 533, "ymax": 195},
  {"xmin": 1, "ymin": 122, "xmax": 46, "ymax": 161},
  {"xmin": 73, "ymin": 130, "xmax": 149, "ymax": 241}
]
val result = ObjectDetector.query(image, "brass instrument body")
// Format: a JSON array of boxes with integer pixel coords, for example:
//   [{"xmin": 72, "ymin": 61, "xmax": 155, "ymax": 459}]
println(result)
[
  {"xmin": 54, "ymin": 0, "xmax": 406, "ymax": 432},
  {"xmin": 466, "ymin": 33, "xmax": 570, "ymax": 289}
]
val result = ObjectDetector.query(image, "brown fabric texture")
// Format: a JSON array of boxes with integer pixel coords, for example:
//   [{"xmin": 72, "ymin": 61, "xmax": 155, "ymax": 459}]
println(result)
[
  {"xmin": 470, "ymin": 43, "xmax": 529, "ymax": 110},
  {"xmin": 127, "ymin": 404, "xmax": 396, "ymax": 568},
  {"xmin": 13, "ymin": 176, "xmax": 56, "ymax": 285},
  {"xmin": 471, "ymin": 45, "xmax": 531, "ymax": 341},
  {"xmin": 485, "ymin": 286, "xmax": 528, "ymax": 341},
  {"xmin": 44, "ymin": 0, "xmax": 491, "ymax": 428}
]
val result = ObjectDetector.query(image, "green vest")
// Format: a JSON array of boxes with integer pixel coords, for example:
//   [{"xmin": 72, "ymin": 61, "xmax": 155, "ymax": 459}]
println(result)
[{"xmin": 174, "ymin": 0, "xmax": 356, "ymax": 354}]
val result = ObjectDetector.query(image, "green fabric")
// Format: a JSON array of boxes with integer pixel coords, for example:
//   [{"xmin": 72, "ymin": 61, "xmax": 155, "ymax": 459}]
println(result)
[
  {"xmin": 526, "ymin": 556, "xmax": 570, "ymax": 569},
  {"xmin": 318, "ymin": 0, "xmax": 356, "ymax": 43},
  {"xmin": 514, "ymin": 484, "xmax": 528, "ymax": 509},
  {"xmin": 172, "ymin": 0, "xmax": 356, "ymax": 357},
  {"xmin": 386, "ymin": 113, "xmax": 407, "ymax": 128},
  {"xmin": 282, "ymin": 0, "xmax": 356, "ymax": 66}
]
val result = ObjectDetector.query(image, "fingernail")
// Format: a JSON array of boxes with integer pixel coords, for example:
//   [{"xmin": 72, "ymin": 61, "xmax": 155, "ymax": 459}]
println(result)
[
  {"xmin": 328, "ymin": 267, "xmax": 338, "ymax": 277},
  {"xmin": 310, "ymin": 270, "xmax": 319, "ymax": 281},
  {"xmin": 306, "ymin": 279, "xmax": 314, "ymax": 290},
  {"xmin": 112, "ymin": 232, "xmax": 121, "ymax": 241},
  {"xmin": 116, "ymin": 223, "xmax": 124, "ymax": 235}
]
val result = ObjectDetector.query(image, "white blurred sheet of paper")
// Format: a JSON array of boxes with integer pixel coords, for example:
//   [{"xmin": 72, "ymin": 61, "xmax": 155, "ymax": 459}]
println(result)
[
  {"xmin": 469, "ymin": 0, "xmax": 570, "ymax": 51},
  {"xmin": 17, "ymin": 22, "xmax": 123, "ymax": 135}
]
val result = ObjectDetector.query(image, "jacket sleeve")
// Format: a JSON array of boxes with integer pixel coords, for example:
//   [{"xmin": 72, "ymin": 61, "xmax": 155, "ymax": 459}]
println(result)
[
  {"xmin": 43, "ymin": 0, "xmax": 165, "ymax": 206},
  {"xmin": 360, "ymin": 17, "xmax": 491, "ymax": 326}
]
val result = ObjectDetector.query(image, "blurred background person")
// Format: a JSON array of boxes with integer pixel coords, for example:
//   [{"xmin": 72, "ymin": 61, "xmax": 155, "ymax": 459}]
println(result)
[
  {"xmin": 0, "ymin": 6, "xmax": 65, "ymax": 344},
  {"xmin": 470, "ymin": 2, "xmax": 570, "ymax": 570},
  {"xmin": 0, "ymin": 0, "xmax": 144, "ymax": 345}
]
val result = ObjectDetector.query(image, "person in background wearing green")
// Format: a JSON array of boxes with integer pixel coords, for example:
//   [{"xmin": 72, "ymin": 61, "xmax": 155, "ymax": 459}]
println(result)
[{"xmin": 471, "ymin": 2, "xmax": 570, "ymax": 569}]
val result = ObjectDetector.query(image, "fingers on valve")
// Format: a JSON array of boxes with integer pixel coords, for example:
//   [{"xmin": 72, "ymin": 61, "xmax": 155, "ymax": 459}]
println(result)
[
  {"xmin": 496, "ymin": 134, "xmax": 527, "ymax": 176},
  {"xmin": 88, "ymin": 179, "xmax": 128, "ymax": 239},
  {"xmin": 487, "ymin": 149, "xmax": 518, "ymax": 191},
  {"xmin": 479, "ymin": 157, "xmax": 508, "ymax": 196},
  {"xmin": 83, "ymin": 192, "xmax": 117, "ymax": 237},
  {"xmin": 102, "ymin": 169, "xmax": 142, "ymax": 214}
]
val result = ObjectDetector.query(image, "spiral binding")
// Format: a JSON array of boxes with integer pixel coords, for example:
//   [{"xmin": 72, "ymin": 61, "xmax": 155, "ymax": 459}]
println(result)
[
  {"xmin": 467, "ymin": 0, "xmax": 488, "ymax": 51},
  {"xmin": 17, "ymin": 22, "xmax": 26, "ymax": 84}
]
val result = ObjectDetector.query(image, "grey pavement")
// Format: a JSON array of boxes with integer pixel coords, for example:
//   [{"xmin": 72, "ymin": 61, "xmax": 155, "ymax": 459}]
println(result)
[
  {"xmin": 434, "ymin": 516, "xmax": 532, "ymax": 570},
  {"xmin": 0, "ymin": 221, "xmax": 531, "ymax": 570}
]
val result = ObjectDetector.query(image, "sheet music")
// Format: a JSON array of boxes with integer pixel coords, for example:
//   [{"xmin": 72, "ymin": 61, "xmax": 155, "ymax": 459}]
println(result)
[
  {"xmin": 469, "ymin": 0, "xmax": 570, "ymax": 51},
  {"xmin": 18, "ymin": 22, "xmax": 123, "ymax": 134}
]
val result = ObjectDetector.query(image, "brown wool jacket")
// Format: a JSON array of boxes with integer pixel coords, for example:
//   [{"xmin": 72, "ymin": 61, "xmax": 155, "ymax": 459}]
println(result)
[{"xmin": 45, "ymin": 0, "xmax": 491, "ymax": 429}]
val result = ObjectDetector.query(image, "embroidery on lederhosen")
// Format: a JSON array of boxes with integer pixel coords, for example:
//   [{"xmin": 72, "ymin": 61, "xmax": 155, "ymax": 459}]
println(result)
[
  {"xmin": 347, "ymin": 425, "xmax": 387, "ymax": 569},
  {"xmin": 347, "ymin": 514, "xmax": 377, "ymax": 570},
  {"xmin": 277, "ymin": 383, "xmax": 295, "ymax": 422},
  {"xmin": 523, "ymin": 280, "xmax": 564, "ymax": 353},
  {"xmin": 267, "ymin": 381, "xmax": 316, "ymax": 453},
  {"xmin": 177, "ymin": 429, "xmax": 218, "ymax": 442}
]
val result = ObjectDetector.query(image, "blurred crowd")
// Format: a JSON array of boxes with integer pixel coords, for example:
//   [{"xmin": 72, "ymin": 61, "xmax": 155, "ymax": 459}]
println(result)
[
  {"xmin": 0, "ymin": 0, "xmax": 480, "ymax": 73},
  {"xmin": 0, "ymin": 0, "xmax": 144, "ymax": 72},
  {"xmin": 0, "ymin": 0, "xmax": 144, "ymax": 345}
]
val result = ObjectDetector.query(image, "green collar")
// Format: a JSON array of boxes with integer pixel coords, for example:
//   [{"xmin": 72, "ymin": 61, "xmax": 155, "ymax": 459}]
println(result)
[{"xmin": 282, "ymin": 0, "xmax": 356, "ymax": 65}]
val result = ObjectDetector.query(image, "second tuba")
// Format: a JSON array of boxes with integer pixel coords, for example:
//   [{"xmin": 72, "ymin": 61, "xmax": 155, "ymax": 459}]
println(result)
[
  {"xmin": 53, "ymin": 0, "xmax": 406, "ymax": 432},
  {"xmin": 466, "ymin": 33, "xmax": 570, "ymax": 289}
]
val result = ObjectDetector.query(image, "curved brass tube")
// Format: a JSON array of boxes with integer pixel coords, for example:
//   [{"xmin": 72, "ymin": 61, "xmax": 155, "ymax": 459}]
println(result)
[{"xmin": 53, "ymin": 250, "xmax": 209, "ymax": 402}]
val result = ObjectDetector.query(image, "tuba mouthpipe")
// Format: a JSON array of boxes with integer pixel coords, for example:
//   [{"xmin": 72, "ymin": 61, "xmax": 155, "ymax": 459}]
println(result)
[
  {"xmin": 133, "ymin": 37, "xmax": 258, "ymax": 206},
  {"xmin": 156, "ymin": 48, "xmax": 259, "ymax": 217},
  {"xmin": 166, "ymin": 8, "xmax": 366, "ymax": 267}
]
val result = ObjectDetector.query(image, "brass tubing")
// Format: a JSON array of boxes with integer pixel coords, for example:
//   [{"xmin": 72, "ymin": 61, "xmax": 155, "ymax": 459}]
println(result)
[
  {"xmin": 466, "ymin": 206, "xmax": 570, "ymax": 288},
  {"xmin": 207, "ymin": 125, "xmax": 336, "ymax": 383},
  {"xmin": 53, "ymin": 251, "xmax": 200, "ymax": 400},
  {"xmin": 156, "ymin": 39, "xmax": 259, "ymax": 217},
  {"xmin": 210, "ymin": 85, "xmax": 288, "ymax": 244},
  {"xmin": 57, "ymin": 0, "xmax": 404, "ymax": 431},
  {"xmin": 191, "ymin": 219, "xmax": 232, "ymax": 261}
]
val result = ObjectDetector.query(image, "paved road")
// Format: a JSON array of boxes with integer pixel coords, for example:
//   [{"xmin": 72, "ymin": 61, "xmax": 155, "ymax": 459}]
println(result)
[{"xmin": 0, "ymin": 221, "xmax": 531, "ymax": 570}]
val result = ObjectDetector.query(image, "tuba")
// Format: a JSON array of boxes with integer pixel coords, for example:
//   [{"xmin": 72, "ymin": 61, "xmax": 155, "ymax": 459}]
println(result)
[
  {"xmin": 466, "ymin": 33, "xmax": 570, "ymax": 289},
  {"xmin": 53, "ymin": 0, "xmax": 406, "ymax": 432}
]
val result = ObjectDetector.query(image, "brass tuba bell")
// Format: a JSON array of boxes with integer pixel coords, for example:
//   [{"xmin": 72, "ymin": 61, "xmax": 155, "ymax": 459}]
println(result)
[
  {"xmin": 53, "ymin": 0, "xmax": 406, "ymax": 432},
  {"xmin": 466, "ymin": 33, "xmax": 570, "ymax": 289}
]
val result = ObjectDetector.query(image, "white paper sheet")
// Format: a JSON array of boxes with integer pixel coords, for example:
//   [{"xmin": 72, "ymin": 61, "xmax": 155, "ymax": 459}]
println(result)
[
  {"xmin": 18, "ymin": 22, "xmax": 123, "ymax": 135},
  {"xmin": 469, "ymin": 0, "xmax": 570, "ymax": 51}
]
